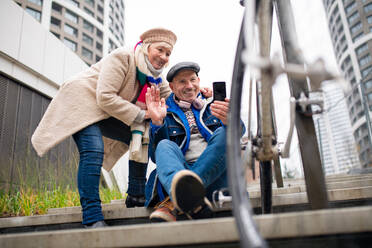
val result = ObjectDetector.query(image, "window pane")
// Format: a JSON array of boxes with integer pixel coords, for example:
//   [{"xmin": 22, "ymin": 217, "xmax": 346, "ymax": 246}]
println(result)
[
  {"xmin": 82, "ymin": 47, "xmax": 93, "ymax": 60},
  {"xmin": 25, "ymin": 7, "xmax": 41, "ymax": 22},
  {"xmin": 82, "ymin": 33, "xmax": 93, "ymax": 46},
  {"xmin": 84, "ymin": 7, "xmax": 94, "ymax": 17},
  {"xmin": 365, "ymin": 80, "xmax": 372, "ymax": 89},
  {"xmin": 364, "ymin": 3, "xmax": 372, "ymax": 13},
  {"xmin": 65, "ymin": 10, "xmax": 78, "ymax": 23},
  {"xmin": 50, "ymin": 16, "xmax": 61, "ymax": 27},
  {"xmin": 356, "ymin": 43, "xmax": 368, "ymax": 55},
  {"xmin": 368, "ymin": 15, "xmax": 372, "ymax": 24},
  {"xmin": 350, "ymin": 22, "xmax": 362, "ymax": 34},
  {"xmin": 65, "ymin": 0, "xmax": 79, "ymax": 7},
  {"xmin": 28, "ymin": 0, "xmax": 42, "ymax": 6},
  {"xmin": 345, "ymin": 1, "xmax": 356, "ymax": 14},
  {"xmin": 64, "ymin": 24, "xmax": 78, "ymax": 37},
  {"xmin": 348, "ymin": 11, "xmax": 360, "ymax": 24},
  {"xmin": 85, "ymin": 0, "xmax": 95, "ymax": 7},
  {"xmin": 64, "ymin": 38, "xmax": 77, "ymax": 51},
  {"xmin": 52, "ymin": 2, "xmax": 62, "ymax": 13},
  {"xmin": 83, "ymin": 20, "xmax": 94, "ymax": 33},
  {"xmin": 359, "ymin": 55, "xmax": 372, "ymax": 67},
  {"xmin": 96, "ymin": 42, "xmax": 102, "ymax": 51}
]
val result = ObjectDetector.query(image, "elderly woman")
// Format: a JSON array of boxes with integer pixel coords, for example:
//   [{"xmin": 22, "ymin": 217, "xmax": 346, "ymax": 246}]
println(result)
[{"xmin": 31, "ymin": 28, "xmax": 178, "ymax": 228}]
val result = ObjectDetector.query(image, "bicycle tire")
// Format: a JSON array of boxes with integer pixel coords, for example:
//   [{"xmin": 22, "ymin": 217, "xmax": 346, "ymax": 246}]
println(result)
[
  {"xmin": 259, "ymin": 161, "xmax": 272, "ymax": 214},
  {"xmin": 227, "ymin": 17, "xmax": 267, "ymax": 248}
]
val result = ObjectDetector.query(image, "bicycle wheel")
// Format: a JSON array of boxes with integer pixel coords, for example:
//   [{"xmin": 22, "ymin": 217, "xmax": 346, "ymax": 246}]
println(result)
[
  {"xmin": 259, "ymin": 161, "xmax": 272, "ymax": 214},
  {"xmin": 227, "ymin": 16, "xmax": 267, "ymax": 248}
]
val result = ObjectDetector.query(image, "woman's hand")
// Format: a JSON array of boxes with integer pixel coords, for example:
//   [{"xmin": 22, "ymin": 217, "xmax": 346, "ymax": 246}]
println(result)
[
  {"xmin": 211, "ymin": 98, "xmax": 229, "ymax": 125},
  {"xmin": 200, "ymin": 87, "xmax": 213, "ymax": 98},
  {"xmin": 145, "ymin": 85, "xmax": 167, "ymax": 125}
]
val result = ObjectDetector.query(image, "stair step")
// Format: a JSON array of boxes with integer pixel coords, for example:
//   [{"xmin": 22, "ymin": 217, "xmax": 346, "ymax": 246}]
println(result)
[
  {"xmin": 1, "ymin": 206, "xmax": 371, "ymax": 248},
  {"xmin": 1, "ymin": 185, "xmax": 371, "ymax": 234}
]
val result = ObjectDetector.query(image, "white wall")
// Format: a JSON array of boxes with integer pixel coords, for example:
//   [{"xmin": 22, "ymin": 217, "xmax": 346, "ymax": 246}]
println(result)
[
  {"xmin": 0, "ymin": 0, "xmax": 128, "ymax": 190},
  {"xmin": 0, "ymin": 0, "xmax": 88, "ymax": 98}
]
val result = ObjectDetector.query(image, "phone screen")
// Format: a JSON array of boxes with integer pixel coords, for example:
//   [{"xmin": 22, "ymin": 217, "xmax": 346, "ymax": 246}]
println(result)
[{"xmin": 213, "ymin": 81, "xmax": 226, "ymax": 101}]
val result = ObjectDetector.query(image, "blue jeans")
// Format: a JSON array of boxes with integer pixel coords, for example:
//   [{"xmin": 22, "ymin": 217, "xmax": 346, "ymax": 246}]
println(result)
[
  {"xmin": 155, "ymin": 126, "xmax": 227, "ymax": 201},
  {"xmin": 73, "ymin": 117, "xmax": 147, "ymax": 225}
]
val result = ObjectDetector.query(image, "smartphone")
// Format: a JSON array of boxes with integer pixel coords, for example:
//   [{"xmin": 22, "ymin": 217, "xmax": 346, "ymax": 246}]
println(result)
[{"xmin": 213, "ymin": 81, "xmax": 226, "ymax": 101}]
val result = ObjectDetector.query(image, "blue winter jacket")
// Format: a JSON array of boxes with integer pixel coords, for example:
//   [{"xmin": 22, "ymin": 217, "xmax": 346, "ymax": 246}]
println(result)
[{"xmin": 145, "ymin": 93, "xmax": 245, "ymax": 207}]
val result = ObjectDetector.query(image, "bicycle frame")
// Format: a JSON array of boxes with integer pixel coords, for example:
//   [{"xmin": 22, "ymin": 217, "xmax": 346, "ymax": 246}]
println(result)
[{"xmin": 227, "ymin": 0, "xmax": 339, "ymax": 247}]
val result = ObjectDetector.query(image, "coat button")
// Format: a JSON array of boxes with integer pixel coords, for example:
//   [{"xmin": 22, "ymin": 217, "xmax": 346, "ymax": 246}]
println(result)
[
  {"xmin": 214, "ymin": 119, "xmax": 217, "ymax": 122},
  {"xmin": 173, "ymin": 131, "xmax": 176, "ymax": 134}
]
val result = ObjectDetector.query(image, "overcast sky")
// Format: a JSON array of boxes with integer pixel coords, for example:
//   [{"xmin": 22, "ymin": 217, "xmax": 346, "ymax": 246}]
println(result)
[{"xmin": 123, "ymin": 0, "xmax": 340, "ymax": 172}]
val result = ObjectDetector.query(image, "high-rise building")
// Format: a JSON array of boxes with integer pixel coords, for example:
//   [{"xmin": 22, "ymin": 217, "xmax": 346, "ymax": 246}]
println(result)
[
  {"xmin": 314, "ymin": 85, "xmax": 361, "ymax": 175},
  {"xmin": 13, "ymin": 0, "xmax": 125, "ymax": 66},
  {"xmin": 323, "ymin": 0, "xmax": 372, "ymax": 168}
]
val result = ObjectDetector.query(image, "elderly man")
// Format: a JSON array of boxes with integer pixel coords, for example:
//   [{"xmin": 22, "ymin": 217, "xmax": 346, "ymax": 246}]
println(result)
[{"xmin": 145, "ymin": 62, "xmax": 244, "ymax": 222}]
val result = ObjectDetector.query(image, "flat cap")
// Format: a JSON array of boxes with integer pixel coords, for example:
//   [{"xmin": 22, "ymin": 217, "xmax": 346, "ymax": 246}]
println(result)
[
  {"xmin": 140, "ymin": 28, "xmax": 177, "ymax": 47},
  {"xmin": 166, "ymin": 62, "xmax": 200, "ymax": 82}
]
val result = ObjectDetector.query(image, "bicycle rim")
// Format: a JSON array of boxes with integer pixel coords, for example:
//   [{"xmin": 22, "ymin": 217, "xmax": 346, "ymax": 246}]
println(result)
[{"xmin": 227, "ymin": 17, "xmax": 267, "ymax": 248}]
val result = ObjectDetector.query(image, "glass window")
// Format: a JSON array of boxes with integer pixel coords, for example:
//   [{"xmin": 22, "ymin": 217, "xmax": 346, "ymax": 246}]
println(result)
[
  {"xmin": 50, "ymin": 16, "xmax": 61, "ymax": 27},
  {"xmin": 368, "ymin": 15, "xmax": 372, "ymax": 24},
  {"xmin": 82, "ymin": 33, "xmax": 93, "ymax": 46},
  {"xmin": 65, "ymin": 10, "xmax": 78, "ymax": 23},
  {"xmin": 64, "ymin": 38, "xmax": 77, "ymax": 51},
  {"xmin": 365, "ymin": 79, "xmax": 372, "ymax": 89},
  {"xmin": 345, "ymin": 1, "xmax": 357, "ymax": 14},
  {"xmin": 352, "ymin": 32, "xmax": 364, "ymax": 42},
  {"xmin": 364, "ymin": 3, "xmax": 372, "ymax": 13},
  {"xmin": 97, "ymin": 29, "xmax": 103, "ymax": 39},
  {"xmin": 362, "ymin": 66, "xmax": 372, "ymax": 77},
  {"xmin": 83, "ymin": 20, "xmax": 94, "ymax": 33},
  {"xmin": 368, "ymin": 92, "xmax": 372, "ymax": 101},
  {"xmin": 64, "ymin": 24, "xmax": 78, "ymax": 37},
  {"xmin": 97, "ymin": 5, "xmax": 104, "ymax": 14},
  {"xmin": 350, "ymin": 22, "xmax": 362, "ymax": 34},
  {"xmin": 356, "ymin": 43, "xmax": 368, "ymax": 55},
  {"xmin": 359, "ymin": 55, "xmax": 372, "ymax": 66},
  {"xmin": 96, "ymin": 42, "xmax": 102, "ymax": 51},
  {"xmin": 25, "ymin": 7, "xmax": 41, "ymax": 22},
  {"xmin": 52, "ymin": 2, "xmax": 62, "ymax": 13},
  {"xmin": 97, "ymin": 17, "xmax": 103, "ymax": 24},
  {"xmin": 96, "ymin": 55, "xmax": 102, "ymax": 62},
  {"xmin": 84, "ymin": 7, "xmax": 94, "ymax": 17},
  {"xmin": 28, "ymin": 0, "xmax": 42, "ymax": 6},
  {"xmin": 65, "ymin": 0, "xmax": 79, "ymax": 7},
  {"xmin": 82, "ymin": 47, "xmax": 93, "ymax": 60},
  {"xmin": 348, "ymin": 11, "xmax": 360, "ymax": 24},
  {"xmin": 85, "ymin": 0, "xmax": 95, "ymax": 7}
]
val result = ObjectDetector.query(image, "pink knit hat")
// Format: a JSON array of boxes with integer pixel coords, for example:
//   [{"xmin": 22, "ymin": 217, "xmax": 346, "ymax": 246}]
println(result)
[{"xmin": 140, "ymin": 28, "xmax": 177, "ymax": 47}]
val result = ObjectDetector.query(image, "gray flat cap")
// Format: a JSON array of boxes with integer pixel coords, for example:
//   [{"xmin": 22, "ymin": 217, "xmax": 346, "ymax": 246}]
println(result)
[{"xmin": 166, "ymin": 62, "xmax": 200, "ymax": 82}]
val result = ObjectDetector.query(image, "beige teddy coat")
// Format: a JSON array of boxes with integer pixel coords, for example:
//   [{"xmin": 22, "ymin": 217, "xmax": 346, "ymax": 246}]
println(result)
[{"xmin": 31, "ymin": 47, "xmax": 171, "ymax": 171}]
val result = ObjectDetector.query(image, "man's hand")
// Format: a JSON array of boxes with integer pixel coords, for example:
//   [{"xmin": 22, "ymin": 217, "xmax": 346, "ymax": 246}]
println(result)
[
  {"xmin": 211, "ymin": 98, "xmax": 229, "ymax": 125},
  {"xmin": 200, "ymin": 87, "xmax": 213, "ymax": 98},
  {"xmin": 145, "ymin": 85, "xmax": 167, "ymax": 126}
]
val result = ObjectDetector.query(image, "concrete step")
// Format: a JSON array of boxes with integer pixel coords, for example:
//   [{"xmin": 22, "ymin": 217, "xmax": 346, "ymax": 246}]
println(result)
[
  {"xmin": 1, "ymin": 206, "xmax": 371, "ymax": 248},
  {"xmin": 247, "ymin": 178, "xmax": 372, "ymax": 197},
  {"xmin": 1, "ymin": 185, "xmax": 371, "ymax": 234}
]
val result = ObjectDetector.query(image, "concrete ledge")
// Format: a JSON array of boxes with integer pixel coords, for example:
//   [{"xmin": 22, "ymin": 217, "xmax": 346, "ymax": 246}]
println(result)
[
  {"xmin": 1, "ymin": 206, "xmax": 371, "ymax": 247},
  {"xmin": 1, "ymin": 185, "xmax": 371, "ymax": 230},
  {"xmin": 0, "ymin": 207, "xmax": 150, "ymax": 229}
]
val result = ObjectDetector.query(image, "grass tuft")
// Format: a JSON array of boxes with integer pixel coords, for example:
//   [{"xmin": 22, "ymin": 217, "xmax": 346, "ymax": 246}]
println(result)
[{"xmin": 0, "ymin": 186, "xmax": 123, "ymax": 217}]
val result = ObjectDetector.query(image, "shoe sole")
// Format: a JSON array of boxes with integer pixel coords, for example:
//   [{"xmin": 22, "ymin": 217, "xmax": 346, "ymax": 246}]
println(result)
[{"xmin": 171, "ymin": 170, "xmax": 205, "ymax": 214}]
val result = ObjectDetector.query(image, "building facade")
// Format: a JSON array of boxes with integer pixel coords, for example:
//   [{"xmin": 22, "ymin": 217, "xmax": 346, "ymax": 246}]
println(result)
[
  {"xmin": 14, "ymin": 0, "xmax": 125, "ymax": 65},
  {"xmin": 323, "ymin": 0, "xmax": 372, "ymax": 168},
  {"xmin": 314, "ymin": 85, "xmax": 361, "ymax": 175}
]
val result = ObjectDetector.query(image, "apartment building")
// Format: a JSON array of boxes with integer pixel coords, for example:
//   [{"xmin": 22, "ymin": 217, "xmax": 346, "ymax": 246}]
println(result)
[
  {"xmin": 14, "ymin": 0, "xmax": 125, "ymax": 65},
  {"xmin": 323, "ymin": 0, "xmax": 372, "ymax": 168}
]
